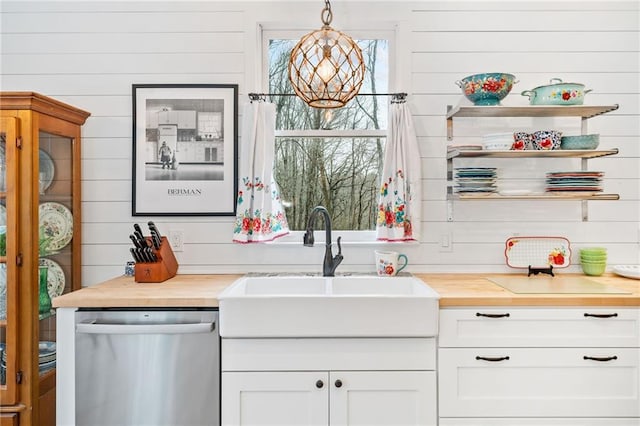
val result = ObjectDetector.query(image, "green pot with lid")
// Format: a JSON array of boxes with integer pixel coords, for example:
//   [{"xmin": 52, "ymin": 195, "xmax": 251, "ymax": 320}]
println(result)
[{"xmin": 521, "ymin": 78, "xmax": 592, "ymax": 105}]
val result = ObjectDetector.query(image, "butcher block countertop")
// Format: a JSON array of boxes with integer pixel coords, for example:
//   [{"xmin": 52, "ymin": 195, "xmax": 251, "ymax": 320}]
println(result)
[
  {"xmin": 416, "ymin": 274, "xmax": 640, "ymax": 307},
  {"xmin": 52, "ymin": 274, "xmax": 243, "ymax": 308},
  {"xmin": 52, "ymin": 273, "xmax": 640, "ymax": 308}
]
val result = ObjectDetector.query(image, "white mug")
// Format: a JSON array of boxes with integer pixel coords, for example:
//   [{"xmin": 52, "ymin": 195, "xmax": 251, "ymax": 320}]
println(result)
[{"xmin": 375, "ymin": 250, "xmax": 408, "ymax": 276}]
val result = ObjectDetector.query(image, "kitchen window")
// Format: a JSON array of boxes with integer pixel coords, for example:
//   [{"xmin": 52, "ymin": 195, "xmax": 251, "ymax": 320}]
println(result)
[{"xmin": 263, "ymin": 29, "xmax": 393, "ymax": 235}]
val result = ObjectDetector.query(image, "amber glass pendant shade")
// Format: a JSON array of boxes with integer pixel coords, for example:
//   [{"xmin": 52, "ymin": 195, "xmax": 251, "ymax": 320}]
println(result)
[{"xmin": 288, "ymin": 0, "xmax": 365, "ymax": 108}]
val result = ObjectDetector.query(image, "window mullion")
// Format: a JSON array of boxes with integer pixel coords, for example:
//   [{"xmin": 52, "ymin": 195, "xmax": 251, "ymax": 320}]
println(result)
[{"xmin": 275, "ymin": 129, "xmax": 387, "ymax": 138}]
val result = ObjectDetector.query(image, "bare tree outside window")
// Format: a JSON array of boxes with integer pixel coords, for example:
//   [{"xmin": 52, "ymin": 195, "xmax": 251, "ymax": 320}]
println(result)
[{"xmin": 269, "ymin": 39, "xmax": 389, "ymax": 230}]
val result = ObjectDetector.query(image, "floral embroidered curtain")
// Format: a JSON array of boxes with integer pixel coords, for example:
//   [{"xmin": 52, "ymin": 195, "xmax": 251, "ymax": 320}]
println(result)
[
  {"xmin": 376, "ymin": 101, "xmax": 421, "ymax": 241},
  {"xmin": 233, "ymin": 101, "xmax": 289, "ymax": 243}
]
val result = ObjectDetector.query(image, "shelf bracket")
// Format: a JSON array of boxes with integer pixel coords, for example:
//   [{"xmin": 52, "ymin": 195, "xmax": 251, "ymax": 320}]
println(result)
[
  {"xmin": 446, "ymin": 105, "xmax": 453, "ymax": 140},
  {"xmin": 446, "ymin": 196, "xmax": 454, "ymax": 222},
  {"xmin": 580, "ymin": 157, "xmax": 589, "ymax": 221}
]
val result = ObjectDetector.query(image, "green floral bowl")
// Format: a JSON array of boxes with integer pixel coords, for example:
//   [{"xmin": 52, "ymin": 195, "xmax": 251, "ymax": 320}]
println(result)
[{"xmin": 455, "ymin": 73, "xmax": 517, "ymax": 106}]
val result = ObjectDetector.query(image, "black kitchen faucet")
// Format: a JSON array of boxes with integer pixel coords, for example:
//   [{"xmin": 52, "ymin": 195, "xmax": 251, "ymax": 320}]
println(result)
[{"xmin": 303, "ymin": 206, "xmax": 343, "ymax": 277}]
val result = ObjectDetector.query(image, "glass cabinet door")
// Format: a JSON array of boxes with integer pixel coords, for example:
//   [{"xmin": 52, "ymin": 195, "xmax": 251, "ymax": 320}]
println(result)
[
  {"xmin": 0, "ymin": 116, "xmax": 18, "ymax": 405},
  {"xmin": 38, "ymin": 130, "xmax": 75, "ymax": 381}
]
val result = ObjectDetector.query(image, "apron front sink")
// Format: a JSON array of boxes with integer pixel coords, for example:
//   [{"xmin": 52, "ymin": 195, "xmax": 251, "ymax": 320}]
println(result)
[{"xmin": 218, "ymin": 275, "xmax": 440, "ymax": 338}]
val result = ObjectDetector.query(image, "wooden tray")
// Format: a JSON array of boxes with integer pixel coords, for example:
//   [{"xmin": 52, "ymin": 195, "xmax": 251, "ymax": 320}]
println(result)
[{"xmin": 505, "ymin": 236, "xmax": 571, "ymax": 269}]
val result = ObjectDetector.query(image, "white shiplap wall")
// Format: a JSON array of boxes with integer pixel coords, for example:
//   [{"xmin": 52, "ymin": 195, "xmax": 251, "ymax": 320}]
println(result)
[{"xmin": 1, "ymin": 1, "xmax": 638, "ymax": 285}]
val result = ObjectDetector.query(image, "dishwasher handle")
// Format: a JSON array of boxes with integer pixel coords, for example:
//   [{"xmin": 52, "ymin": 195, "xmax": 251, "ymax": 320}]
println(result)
[{"xmin": 76, "ymin": 320, "xmax": 215, "ymax": 335}]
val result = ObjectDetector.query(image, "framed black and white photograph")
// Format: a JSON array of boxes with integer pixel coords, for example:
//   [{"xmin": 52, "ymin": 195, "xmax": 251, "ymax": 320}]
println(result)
[{"xmin": 132, "ymin": 84, "xmax": 238, "ymax": 216}]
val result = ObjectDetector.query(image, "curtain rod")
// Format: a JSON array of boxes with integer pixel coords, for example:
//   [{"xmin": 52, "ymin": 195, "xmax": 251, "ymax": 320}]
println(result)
[{"xmin": 248, "ymin": 92, "xmax": 407, "ymax": 102}]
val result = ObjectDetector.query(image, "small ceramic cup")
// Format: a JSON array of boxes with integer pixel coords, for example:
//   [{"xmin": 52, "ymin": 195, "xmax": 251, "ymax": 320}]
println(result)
[
  {"xmin": 532, "ymin": 130, "xmax": 562, "ymax": 150},
  {"xmin": 375, "ymin": 250, "xmax": 408, "ymax": 276},
  {"xmin": 512, "ymin": 132, "xmax": 532, "ymax": 150}
]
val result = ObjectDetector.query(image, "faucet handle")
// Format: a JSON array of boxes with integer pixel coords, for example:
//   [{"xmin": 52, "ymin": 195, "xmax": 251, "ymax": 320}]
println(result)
[{"xmin": 333, "ymin": 236, "xmax": 344, "ymax": 268}]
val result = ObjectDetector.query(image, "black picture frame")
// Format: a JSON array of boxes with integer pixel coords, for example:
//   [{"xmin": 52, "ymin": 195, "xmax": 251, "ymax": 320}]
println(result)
[{"xmin": 132, "ymin": 84, "xmax": 238, "ymax": 216}]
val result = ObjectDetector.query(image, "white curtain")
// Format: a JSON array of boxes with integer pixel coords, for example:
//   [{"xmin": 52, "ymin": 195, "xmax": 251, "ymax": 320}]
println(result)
[
  {"xmin": 376, "ymin": 101, "xmax": 421, "ymax": 241},
  {"xmin": 233, "ymin": 101, "xmax": 290, "ymax": 243}
]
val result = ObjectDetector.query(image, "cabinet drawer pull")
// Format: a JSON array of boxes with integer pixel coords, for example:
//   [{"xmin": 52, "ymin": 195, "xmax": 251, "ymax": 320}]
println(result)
[
  {"xmin": 476, "ymin": 312, "xmax": 510, "ymax": 318},
  {"xmin": 476, "ymin": 356, "xmax": 510, "ymax": 362},
  {"xmin": 315, "ymin": 380, "xmax": 324, "ymax": 389},
  {"xmin": 334, "ymin": 379, "xmax": 343, "ymax": 388},
  {"xmin": 584, "ymin": 313, "xmax": 618, "ymax": 318},
  {"xmin": 583, "ymin": 355, "xmax": 618, "ymax": 362}
]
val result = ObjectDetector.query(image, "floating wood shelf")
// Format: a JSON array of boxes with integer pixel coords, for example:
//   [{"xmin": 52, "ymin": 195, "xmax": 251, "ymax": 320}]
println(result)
[
  {"xmin": 447, "ymin": 148, "xmax": 619, "ymax": 160},
  {"xmin": 446, "ymin": 104, "xmax": 620, "ymax": 119},
  {"xmin": 450, "ymin": 193, "xmax": 620, "ymax": 201},
  {"xmin": 446, "ymin": 104, "xmax": 620, "ymax": 140}
]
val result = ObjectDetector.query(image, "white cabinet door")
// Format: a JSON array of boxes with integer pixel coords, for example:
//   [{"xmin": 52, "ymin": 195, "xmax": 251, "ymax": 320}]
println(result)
[
  {"xmin": 177, "ymin": 110, "xmax": 196, "ymax": 128},
  {"xmin": 222, "ymin": 371, "xmax": 328, "ymax": 426},
  {"xmin": 158, "ymin": 110, "xmax": 179, "ymax": 124},
  {"xmin": 146, "ymin": 110, "xmax": 159, "ymax": 128},
  {"xmin": 330, "ymin": 371, "xmax": 437, "ymax": 426},
  {"xmin": 439, "ymin": 348, "xmax": 640, "ymax": 418}
]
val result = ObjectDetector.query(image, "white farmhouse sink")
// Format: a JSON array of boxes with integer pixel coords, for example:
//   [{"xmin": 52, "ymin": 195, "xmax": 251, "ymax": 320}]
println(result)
[{"xmin": 218, "ymin": 275, "xmax": 440, "ymax": 338}]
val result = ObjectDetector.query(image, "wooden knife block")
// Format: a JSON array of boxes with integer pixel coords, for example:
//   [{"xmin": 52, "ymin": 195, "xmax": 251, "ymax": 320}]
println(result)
[{"xmin": 134, "ymin": 236, "xmax": 178, "ymax": 283}]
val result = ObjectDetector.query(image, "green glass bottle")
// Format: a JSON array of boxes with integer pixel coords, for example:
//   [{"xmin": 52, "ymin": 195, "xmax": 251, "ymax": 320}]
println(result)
[{"xmin": 38, "ymin": 260, "xmax": 51, "ymax": 315}]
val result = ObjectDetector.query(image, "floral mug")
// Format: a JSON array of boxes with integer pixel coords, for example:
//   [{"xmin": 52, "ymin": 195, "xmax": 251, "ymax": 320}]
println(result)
[
  {"xmin": 512, "ymin": 131, "xmax": 532, "ymax": 150},
  {"xmin": 375, "ymin": 250, "xmax": 408, "ymax": 276}
]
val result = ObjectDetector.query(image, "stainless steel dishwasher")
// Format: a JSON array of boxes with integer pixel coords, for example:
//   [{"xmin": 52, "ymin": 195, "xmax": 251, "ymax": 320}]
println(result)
[{"xmin": 75, "ymin": 308, "xmax": 219, "ymax": 426}]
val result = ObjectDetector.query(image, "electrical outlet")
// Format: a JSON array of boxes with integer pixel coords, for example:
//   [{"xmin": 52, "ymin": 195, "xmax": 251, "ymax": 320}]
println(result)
[
  {"xmin": 169, "ymin": 230, "xmax": 184, "ymax": 252},
  {"xmin": 439, "ymin": 232, "xmax": 453, "ymax": 252}
]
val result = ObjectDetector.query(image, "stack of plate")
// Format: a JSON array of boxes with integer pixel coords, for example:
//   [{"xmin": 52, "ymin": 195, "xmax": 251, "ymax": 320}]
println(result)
[
  {"xmin": 1, "ymin": 341, "xmax": 56, "ymax": 380},
  {"xmin": 545, "ymin": 171, "xmax": 603, "ymax": 194},
  {"xmin": 0, "ymin": 343, "xmax": 4, "ymax": 385},
  {"xmin": 454, "ymin": 167, "xmax": 497, "ymax": 195},
  {"xmin": 37, "ymin": 341, "xmax": 57, "ymax": 374}
]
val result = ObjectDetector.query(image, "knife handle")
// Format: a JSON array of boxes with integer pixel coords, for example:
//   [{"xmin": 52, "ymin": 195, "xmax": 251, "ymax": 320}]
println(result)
[
  {"xmin": 130, "ymin": 247, "xmax": 139, "ymax": 262},
  {"xmin": 130, "ymin": 234, "xmax": 142, "ymax": 249},
  {"xmin": 134, "ymin": 223, "xmax": 144, "ymax": 236},
  {"xmin": 134, "ymin": 230, "xmax": 148, "ymax": 248},
  {"xmin": 138, "ymin": 248, "xmax": 150, "ymax": 262},
  {"xmin": 148, "ymin": 221, "xmax": 162, "ymax": 239},
  {"xmin": 146, "ymin": 247, "xmax": 158, "ymax": 262}
]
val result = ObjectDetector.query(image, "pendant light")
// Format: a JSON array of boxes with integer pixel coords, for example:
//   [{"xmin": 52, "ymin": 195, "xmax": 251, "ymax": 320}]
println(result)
[{"xmin": 288, "ymin": 0, "xmax": 365, "ymax": 109}]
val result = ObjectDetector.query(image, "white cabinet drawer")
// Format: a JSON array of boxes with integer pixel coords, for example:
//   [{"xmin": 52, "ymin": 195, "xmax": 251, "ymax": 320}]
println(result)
[
  {"xmin": 439, "ymin": 348, "xmax": 640, "ymax": 418},
  {"xmin": 439, "ymin": 307, "xmax": 640, "ymax": 347},
  {"xmin": 439, "ymin": 419, "xmax": 640, "ymax": 426}
]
